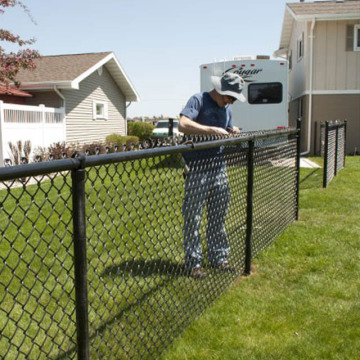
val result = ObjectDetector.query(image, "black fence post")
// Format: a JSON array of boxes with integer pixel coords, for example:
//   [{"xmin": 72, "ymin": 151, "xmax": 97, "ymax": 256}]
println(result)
[
  {"xmin": 71, "ymin": 153, "xmax": 90, "ymax": 360},
  {"xmin": 295, "ymin": 118, "xmax": 301, "ymax": 221},
  {"xmin": 323, "ymin": 121, "xmax": 329, "ymax": 188},
  {"xmin": 344, "ymin": 120, "xmax": 347, "ymax": 166},
  {"xmin": 334, "ymin": 125, "xmax": 339, "ymax": 176},
  {"xmin": 168, "ymin": 118, "xmax": 174, "ymax": 137},
  {"xmin": 244, "ymin": 140, "xmax": 255, "ymax": 275}
]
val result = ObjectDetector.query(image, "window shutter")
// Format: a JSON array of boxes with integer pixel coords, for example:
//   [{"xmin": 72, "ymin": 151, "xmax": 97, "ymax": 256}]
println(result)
[{"xmin": 346, "ymin": 25, "xmax": 354, "ymax": 51}]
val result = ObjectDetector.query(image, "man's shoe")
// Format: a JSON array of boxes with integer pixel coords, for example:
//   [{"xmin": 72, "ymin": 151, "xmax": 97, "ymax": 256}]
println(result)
[
  {"xmin": 216, "ymin": 262, "xmax": 235, "ymax": 272},
  {"xmin": 189, "ymin": 267, "xmax": 207, "ymax": 279}
]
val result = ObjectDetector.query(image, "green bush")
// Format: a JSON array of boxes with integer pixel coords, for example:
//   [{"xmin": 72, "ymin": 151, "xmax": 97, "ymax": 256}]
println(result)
[
  {"xmin": 81, "ymin": 142, "xmax": 107, "ymax": 155},
  {"xmin": 127, "ymin": 122, "xmax": 155, "ymax": 140},
  {"xmin": 105, "ymin": 134, "xmax": 139, "ymax": 151}
]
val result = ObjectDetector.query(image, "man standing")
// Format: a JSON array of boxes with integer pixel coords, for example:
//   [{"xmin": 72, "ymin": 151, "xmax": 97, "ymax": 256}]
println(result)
[{"xmin": 179, "ymin": 72, "xmax": 246, "ymax": 278}]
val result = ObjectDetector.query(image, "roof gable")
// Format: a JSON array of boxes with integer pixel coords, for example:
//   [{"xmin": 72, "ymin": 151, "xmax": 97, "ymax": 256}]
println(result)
[
  {"xmin": 288, "ymin": 0, "xmax": 360, "ymax": 19},
  {"xmin": 275, "ymin": 0, "xmax": 360, "ymax": 56},
  {"xmin": 17, "ymin": 52, "xmax": 139, "ymax": 102}
]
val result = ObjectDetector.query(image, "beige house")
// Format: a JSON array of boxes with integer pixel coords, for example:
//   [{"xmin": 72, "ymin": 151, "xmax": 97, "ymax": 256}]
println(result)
[
  {"xmin": 275, "ymin": 0, "xmax": 360, "ymax": 155},
  {"xmin": 16, "ymin": 52, "xmax": 139, "ymax": 145}
]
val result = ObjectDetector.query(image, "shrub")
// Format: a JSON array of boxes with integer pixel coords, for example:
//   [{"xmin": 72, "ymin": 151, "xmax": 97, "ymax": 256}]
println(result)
[
  {"xmin": 81, "ymin": 143, "xmax": 107, "ymax": 155},
  {"xmin": 127, "ymin": 122, "xmax": 155, "ymax": 140},
  {"xmin": 8, "ymin": 140, "xmax": 32, "ymax": 165},
  {"xmin": 33, "ymin": 142, "xmax": 73, "ymax": 161},
  {"xmin": 105, "ymin": 134, "xmax": 139, "ymax": 151}
]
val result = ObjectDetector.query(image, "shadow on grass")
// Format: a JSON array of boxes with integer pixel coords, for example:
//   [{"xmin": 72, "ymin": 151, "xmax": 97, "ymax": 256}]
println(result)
[
  {"xmin": 300, "ymin": 168, "xmax": 322, "ymax": 189},
  {"xmin": 102, "ymin": 258, "xmax": 186, "ymax": 278},
  {"xmin": 55, "ymin": 259, "xmax": 186, "ymax": 360},
  {"xmin": 54, "ymin": 257, "xmax": 241, "ymax": 360},
  {"xmin": 151, "ymin": 154, "xmax": 185, "ymax": 170},
  {"xmin": 55, "ymin": 259, "xmax": 188, "ymax": 360}
]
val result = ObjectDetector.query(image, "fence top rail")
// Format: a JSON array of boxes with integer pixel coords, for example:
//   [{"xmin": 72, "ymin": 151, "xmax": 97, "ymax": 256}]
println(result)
[
  {"xmin": 1, "ymin": 102, "xmax": 65, "ymax": 113},
  {"xmin": 321, "ymin": 120, "xmax": 347, "ymax": 129},
  {"xmin": 0, "ymin": 128, "xmax": 298, "ymax": 181}
]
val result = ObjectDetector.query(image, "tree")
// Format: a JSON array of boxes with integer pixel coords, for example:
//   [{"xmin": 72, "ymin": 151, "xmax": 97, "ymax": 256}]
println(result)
[{"xmin": 0, "ymin": 0, "xmax": 40, "ymax": 86}]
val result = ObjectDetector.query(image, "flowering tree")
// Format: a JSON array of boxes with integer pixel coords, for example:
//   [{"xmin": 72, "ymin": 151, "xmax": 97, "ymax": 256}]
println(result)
[{"xmin": 0, "ymin": 0, "xmax": 40, "ymax": 86}]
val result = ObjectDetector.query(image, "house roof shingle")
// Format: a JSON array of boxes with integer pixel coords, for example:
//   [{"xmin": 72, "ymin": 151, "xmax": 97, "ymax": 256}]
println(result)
[
  {"xmin": 0, "ymin": 86, "xmax": 32, "ymax": 97},
  {"xmin": 16, "ymin": 52, "xmax": 139, "ymax": 102},
  {"xmin": 288, "ymin": 0, "xmax": 360, "ymax": 18},
  {"xmin": 17, "ymin": 52, "xmax": 112, "ymax": 83},
  {"xmin": 275, "ymin": 0, "xmax": 360, "ymax": 56}
]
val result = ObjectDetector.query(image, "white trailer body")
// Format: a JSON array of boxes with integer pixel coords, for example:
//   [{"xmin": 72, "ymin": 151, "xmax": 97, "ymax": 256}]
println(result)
[{"xmin": 200, "ymin": 58, "xmax": 288, "ymax": 131}]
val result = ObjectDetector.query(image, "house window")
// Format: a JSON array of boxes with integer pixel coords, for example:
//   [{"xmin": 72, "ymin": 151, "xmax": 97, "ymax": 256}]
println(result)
[
  {"xmin": 297, "ymin": 32, "xmax": 304, "ymax": 61},
  {"xmin": 355, "ymin": 25, "xmax": 360, "ymax": 51},
  {"xmin": 93, "ymin": 101, "xmax": 108, "ymax": 120}
]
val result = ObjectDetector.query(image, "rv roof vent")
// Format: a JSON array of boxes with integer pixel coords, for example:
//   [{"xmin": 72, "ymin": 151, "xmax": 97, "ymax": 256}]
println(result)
[{"xmin": 256, "ymin": 55, "xmax": 270, "ymax": 60}]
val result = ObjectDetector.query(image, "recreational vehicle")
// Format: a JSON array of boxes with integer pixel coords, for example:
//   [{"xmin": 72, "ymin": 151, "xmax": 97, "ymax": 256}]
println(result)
[{"xmin": 200, "ymin": 56, "xmax": 289, "ymax": 132}]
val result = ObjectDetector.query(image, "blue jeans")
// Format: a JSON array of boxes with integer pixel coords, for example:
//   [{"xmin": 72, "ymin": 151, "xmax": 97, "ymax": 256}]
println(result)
[{"xmin": 182, "ymin": 165, "xmax": 231, "ymax": 269}]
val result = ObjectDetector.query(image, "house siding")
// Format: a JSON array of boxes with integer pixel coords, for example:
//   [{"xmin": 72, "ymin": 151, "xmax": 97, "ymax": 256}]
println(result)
[
  {"xmin": 0, "ymin": 95, "xmax": 27, "ymax": 105},
  {"xmin": 25, "ymin": 91, "xmax": 62, "ymax": 108},
  {"xmin": 290, "ymin": 93, "xmax": 360, "ymax": 155},
  {"xmin": 287, "ymin": 17, "xmax": 360, "ymax": 156},
  {"xmin": 313, "ymin": 20, "xmax": 360, "ymax": 91},
  {"xmin": 312, "ymin": 94, "xmax": 360, "ymax": 155},
  {"xmin": 62, "ymin": 67, "xmax": 126, "ymax": 145},
  {"xmin": 289, "ymin": 95, "xmax": 309, "ymax": 153}
]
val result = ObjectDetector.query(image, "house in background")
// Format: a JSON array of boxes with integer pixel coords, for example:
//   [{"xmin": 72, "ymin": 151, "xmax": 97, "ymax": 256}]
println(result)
[
  {"xmin": 16, "ymin": 51, "xmax": 139, "ymax": 144},
  {"xmin": 0, "ymin": 51, "xmax": 139, "ymax": 165},
  {"xmin": 274, "ymin": 0, "xmax": 360, "ymax": 155}
]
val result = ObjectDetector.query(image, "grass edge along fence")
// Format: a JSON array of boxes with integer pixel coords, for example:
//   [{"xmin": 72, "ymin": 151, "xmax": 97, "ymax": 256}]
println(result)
[
  {"xmin": 0, "ymin": 129, "xmax": 300, "ymax": 360},
  {"xmin": 322, "ymin": 120, "xmax": 347, "ymax": 188}
]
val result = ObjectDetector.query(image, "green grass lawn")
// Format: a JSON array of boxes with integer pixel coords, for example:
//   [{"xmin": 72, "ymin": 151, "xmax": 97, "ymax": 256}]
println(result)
[
  {"xmin": 161, "ymin": 156, "xmax": 360, "ymax": 360},
  {"xmin": 0, "ymin": 147, "xmax": 302, "ymax": 359}
]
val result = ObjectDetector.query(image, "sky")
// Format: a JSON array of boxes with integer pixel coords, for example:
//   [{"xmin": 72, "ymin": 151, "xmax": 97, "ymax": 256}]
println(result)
[{"xmin": 1, "ymin": 0, "xmax": 295, "ymax": 118}]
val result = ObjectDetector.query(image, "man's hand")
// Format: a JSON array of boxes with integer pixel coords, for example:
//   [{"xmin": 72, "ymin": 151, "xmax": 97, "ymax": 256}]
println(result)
[
  {"xmin": 179, "ymin": 115, "xmax": 229, "ymax": 135},
  {"xmin": 229, "ymin": 126, "xmax": 240, "ymax": 134},
  {"xmin": 212, "ymin": 127, "xmax": 229, "ymax": 135}
]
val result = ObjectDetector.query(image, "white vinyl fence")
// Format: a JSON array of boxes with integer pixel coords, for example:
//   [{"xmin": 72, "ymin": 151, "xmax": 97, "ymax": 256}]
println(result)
[{"xmin": 0, "ymin": 101, "xmax": 66, "ymax": 166}]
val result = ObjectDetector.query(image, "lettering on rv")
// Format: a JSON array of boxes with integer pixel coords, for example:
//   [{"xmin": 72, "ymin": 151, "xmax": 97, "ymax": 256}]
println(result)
[{"xmin": 224, "ymin": 66, "xmax": 263, "ymax": 83}]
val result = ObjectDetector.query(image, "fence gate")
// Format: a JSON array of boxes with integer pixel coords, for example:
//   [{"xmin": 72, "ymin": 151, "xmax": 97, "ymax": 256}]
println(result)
[{"xmin": 322, "ymin": 121, "xmax": 347, "ymax": 188}]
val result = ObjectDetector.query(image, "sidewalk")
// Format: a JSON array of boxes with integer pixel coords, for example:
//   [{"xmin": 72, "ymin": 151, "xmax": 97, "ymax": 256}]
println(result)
[{"xmin": 300, "ymin": 158, "xmax": 321, "ymax": 168}]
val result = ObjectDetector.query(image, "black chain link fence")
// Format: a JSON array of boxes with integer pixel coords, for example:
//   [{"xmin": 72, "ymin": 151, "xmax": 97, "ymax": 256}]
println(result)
[
  {"xmin": 0, "ymin": 130, "xmax": 300, "ymax": 360},
  {"xmin": 322, "ymin": 121, "xmax": 347, "ymax": 188}
]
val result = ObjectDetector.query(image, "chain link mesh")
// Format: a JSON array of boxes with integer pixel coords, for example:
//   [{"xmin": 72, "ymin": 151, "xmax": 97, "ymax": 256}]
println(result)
[
  {"xmin": 320, "ymin": 122, "xmax": 325, "ymax": 157},
  {"xmin": 252, "ymin": 139, "xmax": 297, "ymax": 257},
  {"xmin": 0, "ymin": 172, "xmax": 77, "ymax": 360},
  {"xmin": 0, "ymin": 132, "xmax": 299, "ymax": 359},
  {"xmin": 325, "ymin": 128, "xmax": 336, "ymax": 187},
  {"xmin": 323, "ymin": 122, "xmax": 346, "ymax": 188},
  {"xmin": 336, "ymin": 126, "xmax": 345, "ymax": 172}
]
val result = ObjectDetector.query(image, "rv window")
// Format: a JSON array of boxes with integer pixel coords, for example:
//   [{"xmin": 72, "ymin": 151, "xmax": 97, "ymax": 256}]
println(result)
[{"xmin": 248, "ymin": 82, "xmax": 283, "ymax": 105}]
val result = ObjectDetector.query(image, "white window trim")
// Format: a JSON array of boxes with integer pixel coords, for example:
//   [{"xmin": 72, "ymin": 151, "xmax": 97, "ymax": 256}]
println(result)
[
  {"xmin": 93, "ymin": 101, "xmax": 108, "ymax": 120},
  {"xmin": 354, "ymin": 24, "xmax": 360, "ymax": 51}
]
